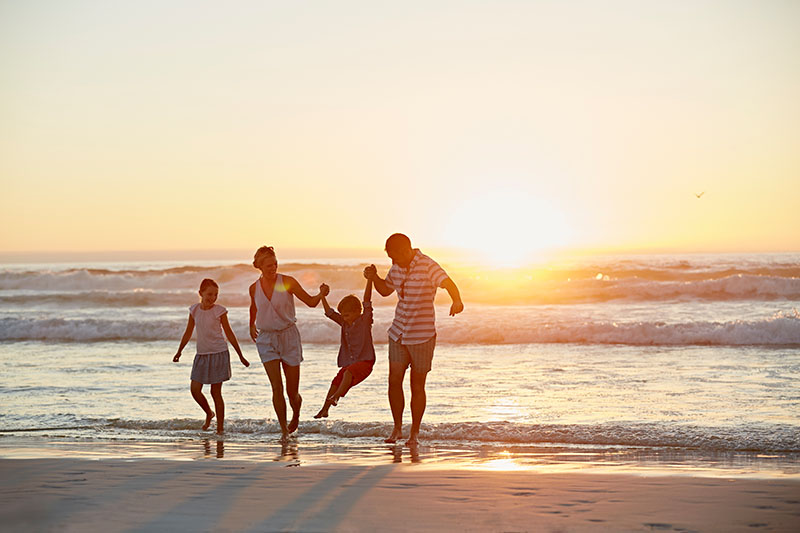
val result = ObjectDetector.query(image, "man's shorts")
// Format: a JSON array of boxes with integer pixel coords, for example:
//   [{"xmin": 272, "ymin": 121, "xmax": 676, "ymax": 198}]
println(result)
[
  {"xmin": 331, "ymin": 360, "xmax": 374, "ymax": 396},
  {"xmin": 388, "ymin": 335, "xmax": 436, "ymax": 373},
  {"xmin": 256, "ymin": 324, "xmax": 303, "ymax": 366}
]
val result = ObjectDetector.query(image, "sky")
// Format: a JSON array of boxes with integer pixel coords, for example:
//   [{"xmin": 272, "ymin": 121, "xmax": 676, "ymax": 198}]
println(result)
[{"xmin": 1, "ymin": 0, "xmax": 798, "ymax": 261}]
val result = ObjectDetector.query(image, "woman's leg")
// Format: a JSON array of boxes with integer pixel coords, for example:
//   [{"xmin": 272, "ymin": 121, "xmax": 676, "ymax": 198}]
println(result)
[
  {"xmin": 263, "ymin": 361, "xmax": 288, "ymax": 440},
  {"xmin": 210, "ymin": 383, "xmax": 224, "ymax": 435},
  {"xmin": 190, "ymin": 380, "xmax": 214, "ymax": 430},
  {"xmin": 282, "ymin": 361, "xmax": 302, "ymax": 433}
]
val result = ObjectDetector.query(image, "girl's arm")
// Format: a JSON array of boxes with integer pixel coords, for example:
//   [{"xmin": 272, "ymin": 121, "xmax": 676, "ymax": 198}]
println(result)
[
  {"xmin": 173, "ymin": 314, "xmax": 195, "ymax": 362},
  {"xmin": 286, "ymin": 276, "xmax": 329, "ymax": 307},
  {"xmin": 248, "ymin": 283, "xmax": 258, "ymax": 342},
  {"xmin": 221, "ymin": 313, "xmax": 249, "ymax": 367}
]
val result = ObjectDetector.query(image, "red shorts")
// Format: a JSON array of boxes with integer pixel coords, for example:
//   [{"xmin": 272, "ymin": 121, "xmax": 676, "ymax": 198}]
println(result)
[{"xmin": 331, "ymin": 360, "xmax": 374, "ymax": 396}]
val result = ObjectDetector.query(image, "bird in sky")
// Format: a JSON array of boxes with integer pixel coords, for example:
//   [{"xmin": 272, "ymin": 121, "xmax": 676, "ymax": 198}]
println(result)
[{"xmin": 694, "ymin": 192, "xmax": 705, "ymax": 198}]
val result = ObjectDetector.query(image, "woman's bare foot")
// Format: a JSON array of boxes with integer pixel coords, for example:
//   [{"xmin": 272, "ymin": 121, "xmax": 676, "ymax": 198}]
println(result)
[
  {"xmin": 384, "ymin": 427, "xmax": 403, "ymax": 444},
  {"xmin": 202, "ymin": 411, "xmax": 215, "ymax": 431},
  {"xmin": 279, "ymin": 431, "xmax": 290, "ymax": 444},
  {"xmin": 313, "ymin": 408, "xmax": 329, "ymax": 419},
  {"xmin": 288, "ymin": 395, "xmax": 302, "ymax": 433}
]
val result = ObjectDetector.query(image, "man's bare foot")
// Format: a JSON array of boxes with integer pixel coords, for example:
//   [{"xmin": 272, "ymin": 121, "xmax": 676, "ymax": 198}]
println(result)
[
  {"xmin": 384, "ymin": 428, "xmax": 403, "ymax": 444},
  {"xmin": 202, "ymin": 411, "xmax": 215, "ymax": 431},
  {"xmin": 405, "ymin": 435, "xmax": 419, "ymax": 447},
  {"xmin": 288, "ymin": 394, "xmax": 302, "ymax": 433},
  {"xmin": 313, "ymin": 409, "xmax": 329, "ymax": 419}
]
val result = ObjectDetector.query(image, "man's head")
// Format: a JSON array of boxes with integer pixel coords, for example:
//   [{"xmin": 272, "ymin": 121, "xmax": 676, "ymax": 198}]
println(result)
[{"xmin": 384, "ymin": 233, "xmax": 415, "ymax": 268}]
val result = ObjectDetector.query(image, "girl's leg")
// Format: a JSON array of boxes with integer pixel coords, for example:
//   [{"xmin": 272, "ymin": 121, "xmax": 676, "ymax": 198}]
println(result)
[
  {"xmin": 263, "ymin": 361, "xmax": 289, "ymax": 440},
  {"xmin": 210, "ymin": 383, "xmax": 224, "ymax": 435},
  {"xmin": 190, "ymin": 380, "xmax": 214, "ymax": 430},
  {"xmin": 282, "ymin": 361, "xmax": 302, "ymax": 433},
  {"xmin": 330, "ymin": 370, "xmax": 354, "ymax": 405},
  {"xmin": 314, "ymin": 381, "xmax": 338, "ymax": 419}
]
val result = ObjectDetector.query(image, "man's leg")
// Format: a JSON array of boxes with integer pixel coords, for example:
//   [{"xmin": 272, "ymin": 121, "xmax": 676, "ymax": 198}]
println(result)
[
  {"xmin": 407, "ymin": 370, "xmax": 428, "ymax": 446},
  {"xmin": 385, "ymin": 361, "xmax": 407, "ymax": 443}
]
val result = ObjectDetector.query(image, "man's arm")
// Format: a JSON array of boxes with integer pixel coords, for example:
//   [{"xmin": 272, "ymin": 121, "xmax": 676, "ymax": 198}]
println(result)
[
  {"xmin": 441, "ymin": 277, "xmax": 464, "ymax": 316},
  {"xmin": 364, "ymin": 264, "xmax": 393, "ymax": 297}
]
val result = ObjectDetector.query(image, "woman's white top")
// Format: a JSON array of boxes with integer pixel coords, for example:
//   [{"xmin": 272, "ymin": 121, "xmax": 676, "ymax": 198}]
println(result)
[
  {"xmin": 189, "ymin": 303, "xmax": 229, "ymax": 354},
  {"xmin": 254, "ymin": 274, "xmax": 296, "ymax": 331}
]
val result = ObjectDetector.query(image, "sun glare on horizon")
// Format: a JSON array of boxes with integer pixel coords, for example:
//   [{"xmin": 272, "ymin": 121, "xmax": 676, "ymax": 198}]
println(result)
[{"xmin": 442, "ymin": 189, "xmax": 571, "ymax": 267}]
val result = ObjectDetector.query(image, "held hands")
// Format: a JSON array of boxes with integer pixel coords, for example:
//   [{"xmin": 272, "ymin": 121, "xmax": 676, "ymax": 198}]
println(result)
[
  {"xmin": 449, "ymin": 300, "xmax": 464, "ymax": 316},
  {"xmin": 319, "ymin": 283, "xmax": 330, "ymax": 297},
  {"xmin": 363, "ymin": 264, "xmax": 377, "ymax": 281}
]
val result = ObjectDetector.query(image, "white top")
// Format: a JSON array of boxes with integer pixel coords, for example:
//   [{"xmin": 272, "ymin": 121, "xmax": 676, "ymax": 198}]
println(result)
[
  {"xmin": 254, "ymin": 274, "xmax": 296, "ymax": 331},
  {"xmin": 189, "ymin": 303, "xmax": 229, "ymax": 354}
]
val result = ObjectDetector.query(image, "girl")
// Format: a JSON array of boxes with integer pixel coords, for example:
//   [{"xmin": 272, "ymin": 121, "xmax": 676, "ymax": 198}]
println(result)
[
  {"xmin": 173, "ymin": 278, "xmax": 249, "ymax": 434},
  {"xmin": 248, "ymin": 245, "xmax": 328, "ymax": 441}
]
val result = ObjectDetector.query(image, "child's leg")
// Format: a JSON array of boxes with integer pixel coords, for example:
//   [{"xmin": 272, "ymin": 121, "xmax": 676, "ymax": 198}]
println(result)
[
  {"xmin": 263, "ymin": 361, "xmax": 288, "ymax": 440},
  {"xmin": 283, "ymin": 361, "xmax": 302, "ymax": 433},
  {"xmin": 190, "ymin": 380, "xmax": 214, "ymax": 430},
  {"xmin": 210, "ymin": 383, "xmax": 224, "ymax": 434},
  {"xmin": 330, "ymin": 370, "xmax": 354, "ymax": 405},
  {"xmin": 314, "ymin": 381, "xmax": 338, "ymax": 419}
]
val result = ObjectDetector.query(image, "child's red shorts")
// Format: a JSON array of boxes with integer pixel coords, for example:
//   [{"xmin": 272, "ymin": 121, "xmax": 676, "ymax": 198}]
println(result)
[{"xmin": 331, "ymin": 360, "xmax": 374, "ymax": 396}]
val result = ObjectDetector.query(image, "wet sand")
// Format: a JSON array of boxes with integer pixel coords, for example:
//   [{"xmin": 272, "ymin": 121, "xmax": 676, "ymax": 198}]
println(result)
[{"xmin": 1, "ymin": 458, "xmax": 799, "ymax": 532}]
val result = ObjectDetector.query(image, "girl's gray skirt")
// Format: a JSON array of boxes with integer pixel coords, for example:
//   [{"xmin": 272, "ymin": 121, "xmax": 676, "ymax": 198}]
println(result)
[{"xmin": 191, "ymin": 350, "xmax": 232, "ymax": 384}]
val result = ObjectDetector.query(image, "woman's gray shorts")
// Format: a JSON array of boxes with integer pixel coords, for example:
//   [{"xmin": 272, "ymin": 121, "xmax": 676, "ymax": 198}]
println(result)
[
  {"xmin": 388, "ymin": 335, "xmax": 436, "ymax": 373},
  {"xmin": 256, "ymin": 324, "xmax": 303, "ymax": 366},
  {"xmin": 191, "ymin": 350, "xmax": 232, "ymax": 384}
]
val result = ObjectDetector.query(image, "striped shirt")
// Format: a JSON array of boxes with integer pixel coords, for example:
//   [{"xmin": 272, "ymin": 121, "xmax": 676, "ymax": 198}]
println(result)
[{"xmin": 385, "ymin": 249, "xmax": 449, "ymax": 345}]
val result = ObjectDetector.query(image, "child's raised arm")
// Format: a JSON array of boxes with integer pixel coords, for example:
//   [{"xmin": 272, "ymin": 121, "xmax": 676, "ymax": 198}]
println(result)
[
  {"xmin": 363, "ymin": 277, "xmax": 373, "ymax": 304},
  {"xmin": 173, "ymin": 314, "xmax": 195, "ymax": 362},
  {"xmin": 221, "ymin": 313, "xmax": 249, "ymax": 367}
]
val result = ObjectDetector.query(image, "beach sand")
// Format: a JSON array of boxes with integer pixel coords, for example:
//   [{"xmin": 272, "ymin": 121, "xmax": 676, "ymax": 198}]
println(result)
[{"xmin": 1, "ymin": 458, "xmax": 799, "ymax": 532}]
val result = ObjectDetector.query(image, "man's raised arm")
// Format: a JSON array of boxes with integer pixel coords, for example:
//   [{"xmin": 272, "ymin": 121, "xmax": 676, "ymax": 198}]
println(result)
[{"xmin": 364, "ymin": 264, "xmax": 393, "ymax": 297}]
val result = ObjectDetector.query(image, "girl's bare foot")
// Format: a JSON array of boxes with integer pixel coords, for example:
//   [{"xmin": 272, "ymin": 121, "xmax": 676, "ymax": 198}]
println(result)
[
  {"xmin": 384, "ymin": 427, "xmax": 403, "ymax": 444},
  {"xmin": 202, "ymin": 411, "xmax": 215, "ymax": 431}
]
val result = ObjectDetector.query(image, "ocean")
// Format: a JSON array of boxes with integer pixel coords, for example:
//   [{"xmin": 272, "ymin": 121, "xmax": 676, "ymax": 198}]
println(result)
[{"xmin": 1, "ymin": 252, "xmax": 799, "ymax": 475}]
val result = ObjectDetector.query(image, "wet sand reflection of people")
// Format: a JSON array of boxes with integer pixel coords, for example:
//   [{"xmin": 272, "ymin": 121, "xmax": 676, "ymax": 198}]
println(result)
[
  {"xmin": 388, "ymin": 444, "xmax": 420, "ymax": 464},
  {"xmin": 202, "ymin": 438, "xmax": 224, "ymax": 458},
  {"xmin": 275, "ymin": 440, "xmax": 299, "ymax": 464}
]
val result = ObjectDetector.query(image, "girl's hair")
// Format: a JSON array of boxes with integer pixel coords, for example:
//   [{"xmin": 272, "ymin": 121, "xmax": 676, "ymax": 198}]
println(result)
[
  {"xmin": 337, "ymin": 295, "xmax": 362, "ymax": 314},
  {"xmin": 199, "ymin": 278, "xmax": 219, "ymax": 293},
  {"xmin": 253, "ymin": 245, "xmax": 276, "ymax": 267}
]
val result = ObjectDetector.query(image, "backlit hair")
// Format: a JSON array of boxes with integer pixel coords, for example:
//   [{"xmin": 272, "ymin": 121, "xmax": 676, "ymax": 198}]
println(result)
[
  {"xmin": 337, "ymin": 295, "xmax": 362, "ymax": 314},
  {"xmin": 253, "ymin": 245, "xmax": 276, "ymax": 267},
  {"xmin": 199, "ymin": 278, "xmax": 219, "ymax": 293},
  {"xmin": 385, "ymin": 233, "xmax": 411, "ymax": 251}
]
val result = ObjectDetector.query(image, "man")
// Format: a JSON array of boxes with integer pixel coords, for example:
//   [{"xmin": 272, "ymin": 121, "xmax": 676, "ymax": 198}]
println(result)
[{"xmin": 364, "ymin": 233, "xmax": 463, "ymax": 446}]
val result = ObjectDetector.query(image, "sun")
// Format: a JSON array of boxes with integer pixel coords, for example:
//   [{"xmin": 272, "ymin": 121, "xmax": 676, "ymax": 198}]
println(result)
[{"xmin": 442, "ymin": 189, "xmax": 571, "ymax": 267}]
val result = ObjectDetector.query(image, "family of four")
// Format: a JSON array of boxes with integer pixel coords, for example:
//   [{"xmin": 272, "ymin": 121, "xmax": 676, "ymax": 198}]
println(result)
[{"xmin": 173, "ymin": 233, "xmax": 463, "ymax": 446}]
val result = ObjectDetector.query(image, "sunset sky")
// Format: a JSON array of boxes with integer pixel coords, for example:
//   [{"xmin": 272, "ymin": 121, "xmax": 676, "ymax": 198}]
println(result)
[{"xmin": 1, "ymin": 1, "xmax": 798, "ymax": 260}]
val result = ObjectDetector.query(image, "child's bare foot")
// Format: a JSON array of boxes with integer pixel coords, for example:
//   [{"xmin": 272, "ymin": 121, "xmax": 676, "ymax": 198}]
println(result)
[
  {"xmin": 384, "ymin": 427, "xmax": 403, "ymax": 444},
  {"xmin": 288, "ymin": 395, "xmax": 302, "ymax": 433},
  {"xmin": 328, "ymin": 395, "xmax": 339, "ymax": 407},
  {"xmin": 313, "ymin": 409, "xmax": 329, "ymax": 419},
  {"xmin": 202, "ymin": 411, "xmax": 215, "ymax": 431}
]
